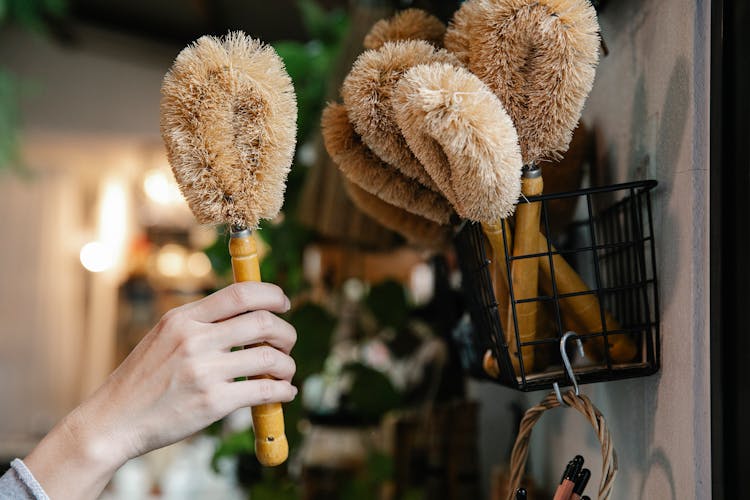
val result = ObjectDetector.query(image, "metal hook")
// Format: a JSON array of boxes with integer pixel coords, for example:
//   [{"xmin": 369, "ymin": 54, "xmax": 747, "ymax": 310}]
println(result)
[{"xmin": 553, "ymin": 332, "xmax": 585, "ymax": 406}]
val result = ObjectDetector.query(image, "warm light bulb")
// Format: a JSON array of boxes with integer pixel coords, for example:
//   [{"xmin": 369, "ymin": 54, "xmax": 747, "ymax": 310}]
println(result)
[
  {"xmin": 98, "ymin": 180, "xmax": 128, "ymax": 271},
  {"xmin": 80, "ymin": 241, "xmax": 114, "ymax": 273},
  {"xmin": 157, "ymin": 244, "xmax": 186, "ymax": 277},
  {"xmin": 144, "ymin": 170, "xmax": 182, "ymax": 205},
  {"xmin": 187, "ymin": 252, "xmax": 212, "ymax": 278}
]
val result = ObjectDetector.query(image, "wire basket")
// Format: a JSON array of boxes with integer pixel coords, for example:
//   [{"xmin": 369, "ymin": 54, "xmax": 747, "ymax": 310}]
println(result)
[{"xmin": 454, "ymin": 180, "xmax": 659, "ymax": 391}]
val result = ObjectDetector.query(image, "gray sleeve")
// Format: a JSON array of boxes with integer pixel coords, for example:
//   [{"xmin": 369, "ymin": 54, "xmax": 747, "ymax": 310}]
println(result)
[{"xmin": 0, "ymin": 459, "xmax": 50, "ymax": 500}]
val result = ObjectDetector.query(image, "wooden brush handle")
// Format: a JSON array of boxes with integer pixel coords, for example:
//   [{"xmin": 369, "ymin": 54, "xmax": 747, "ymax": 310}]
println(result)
[
  {"xmin": 229, "ymin": 231, "xmax": 288, "ymax": 467},
  {"xmin": 481, "ymin": 220, "xmax": 512, "ymax": 378},
  {"xmin": 508, "ymin": 169, "xmax": 543, "ymax": 374},
  {"xmin": 537, "ymin": 237, "xmax": 637, "ymax": 363}
]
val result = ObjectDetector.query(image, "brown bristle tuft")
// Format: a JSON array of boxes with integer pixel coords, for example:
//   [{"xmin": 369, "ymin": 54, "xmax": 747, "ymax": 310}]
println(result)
[
  {"xmin": 393, "ymin": 62, "xmax": 522, "ymax": 223},
  {"xmin": 321, "ymin": 102, "xmax": 453, "ymax": 225},
  {"xmin": 363, "ymin": 8, "xmax": 446, "ymax": 50},
  {"xmin": 160, "ymin": 31, "xmax": 297, "ymax": 229},
  {"xmin": 444, "ymin": 0, "xmax": 600, "ymax": 164},
  {"xmin": 341, "ymin": 40, "xmax": 459, "ymax": 190},
  {"xmin": 344, "ymin": 180, "xmax": 450, "ymax": 249}
]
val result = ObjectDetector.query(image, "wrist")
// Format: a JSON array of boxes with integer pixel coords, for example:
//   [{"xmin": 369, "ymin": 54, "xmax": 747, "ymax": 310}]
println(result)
[
  {"xmin": 24, "ymin": 405, "xmax": 129, "ymax": 500},
  {"xmin": 62, "ymin": 405, "xmax": 131, "ymax": 472}
]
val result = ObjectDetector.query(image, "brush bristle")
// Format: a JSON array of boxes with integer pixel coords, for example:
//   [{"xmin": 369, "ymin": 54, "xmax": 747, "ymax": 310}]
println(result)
[
  {"xmin": 444, "ymin": 0, "xmax": 600, "ymax": 164},
  {"xmin": 344, "ymin": 180, "xmax": 450, "ymax": 248},
  {"xmin": 341, "ymin": 40, "xmax": 459, "ymax": 191},
  {"xmin": 321, "ymin": 102, "xmax": 453, "ymax": 225},
  {"xmin": 393, "ymin": 62, "xmax": 522, "ymax": 223},
  {"xmin": 363, "ymin": 9, "xmax": 446, "ymax": 50},
  {"xmin": 442, "ymin": 3, "xmax": 472, "ymax": 65},
  {"xmin": 160, "ymin": 31, "xmax": 297, "ymax": 229}
]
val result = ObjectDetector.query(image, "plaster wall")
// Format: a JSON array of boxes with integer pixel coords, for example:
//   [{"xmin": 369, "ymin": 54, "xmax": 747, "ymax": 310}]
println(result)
[{"xmin": 0, "ymin": 26, "xmax": 172, "ymax": 456}]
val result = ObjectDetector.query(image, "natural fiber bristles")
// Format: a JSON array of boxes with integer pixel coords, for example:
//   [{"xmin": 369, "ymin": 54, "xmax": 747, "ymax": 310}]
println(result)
[
  {"xmin": 393, "ymin": 62, "xmax": 522, "ymax": 223},
  {"xmin": 363, "ymin": 9, "xmax": 446, "ymax": 50},
  {"xmin": 344, "ymin": 180, "xmax": 450, "ymax": 248},
  {"xmin": 160, "ymin": 31, "xmax": 297, "ymax": 229},
  {"xmin": 321, "ymin": 102, "xmax": 453, "ymax": 225},
  {"xmin": 341, "ymin": 40, "xmax": 459, "ymax": 191},
  {"xmin": 444, "ymin": 0, "xmax": 600, "ymax": 164},
  {"xmin": 442, "ymin": 4, "xmax": 472, "ymax": 65}
]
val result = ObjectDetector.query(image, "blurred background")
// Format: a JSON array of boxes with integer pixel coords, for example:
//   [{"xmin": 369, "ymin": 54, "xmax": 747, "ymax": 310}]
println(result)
[
  {"xmin": 0, "ymin": 1, "xmax": 477, "ymax": 498},
  {"xmin": 0, "ymin": 0, "xmax": 716, "ymax": 499}
]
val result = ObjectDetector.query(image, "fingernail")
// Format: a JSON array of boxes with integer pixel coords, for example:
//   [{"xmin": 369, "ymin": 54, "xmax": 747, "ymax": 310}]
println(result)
[
  {"xmin": 284, "ymin": 296, "xmax": 291, "ymax": 311},
  {"xmin": 292, "ymin": 386, "xmax": 298, "ymax": 396}
]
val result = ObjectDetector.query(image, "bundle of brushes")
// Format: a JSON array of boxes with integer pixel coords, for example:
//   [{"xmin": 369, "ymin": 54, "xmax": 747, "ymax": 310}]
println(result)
[
  {"xmin": 322, "ymin": 8, "xmax": 457, "ymax": 249},
  {"xmin": 160, "ymin": 32, "xmax": 297, "ymax": 466},
  {"xmin": 321, "ymin": 102, "xmax": 453, "ymax": 247},
  {"xmin": 324, "ymin": 1, "xmax": 634, "ymax": 380}
]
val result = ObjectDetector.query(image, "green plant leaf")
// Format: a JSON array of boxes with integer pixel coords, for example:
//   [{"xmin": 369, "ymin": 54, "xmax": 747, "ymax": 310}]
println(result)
[
  {"xmin": 340, "ymin": 451, "xmax": 395, "ymax": 500},
  {"xmin": 273, "ymin": 42, "xmax": 311, "ymax": 83},
  {"xmin": 258, "ymin": 215, "xmax": 313, "ymax": 295},
  {"xmin": 366, "ymin": 450, "xmax": 394, "ymax": 484},
  {"xmin": 0, "ymin": 0, "xmax": 69, "ymax": 172},
  {"xmin": 0, "ymin": 69, "xmax": 22, "ymax": 172},
  {"xmin": 343, "ymin": 362, "xmax": 401, "ymax": 421},
  {"xmin": 296, "ymin": 0, "xmax": 327, "ymax": 40},
  {"xmin": 403, "ymin": 489, "xmax": 426, "ymax": 500},
  {"xmin": 273, "ymin": 40, "xmax": 335, "ymax": 143},
  {"xmin": 282, "ymin": 395, "xmax": 305, "ymax": 451},
  {"xmin": 365, "ymin": 280, "xmax": 409, "ymax": 330},
  {"xmin": 203, "ymin": 230, "xmax": 232, "ymax": 278},
  {"xmin": 250, "ymin": 479, "xmax": 300, "ymax": 500},
  {"xmin": 42, "ymin": 0, "xmax": 67, "ymax": 17},
  {"xmin": 8, "ymin": 0, "xmax": 43, "ymax": 32},
  {"xmin": 211, "ymin": 428, "xmax": 254, "ymax": 472},
  {"xmin": 287, "ymin": 302, "xmax": 336, "ymax": 382},
  {"xmin": 297, "ymin": 0, "xmax": 348, "ymax": 44},
  {"xmin": 6, "ymin": 0, "xmax": 67, "ymax": 33}
]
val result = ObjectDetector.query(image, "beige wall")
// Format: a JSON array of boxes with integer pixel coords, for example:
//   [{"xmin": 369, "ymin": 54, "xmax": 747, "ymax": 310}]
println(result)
[
  {"xmin": 0, "ymin": 168, "xmax": 84, "ymax": 455},
  {"xmin": 0, "ymin": 26, "xmax": 173, "ymax": 456}
]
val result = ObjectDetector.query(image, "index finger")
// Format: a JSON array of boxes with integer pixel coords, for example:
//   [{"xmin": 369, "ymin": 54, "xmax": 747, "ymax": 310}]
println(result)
[{"xmin": 183, "ymin": 282, "xmax": 290, "ymax": 323}]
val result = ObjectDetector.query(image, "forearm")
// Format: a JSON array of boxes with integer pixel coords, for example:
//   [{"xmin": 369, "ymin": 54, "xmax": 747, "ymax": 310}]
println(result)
[{"xmin": 23, "ymin": 405, "xmax": 127, "ymax": 500}]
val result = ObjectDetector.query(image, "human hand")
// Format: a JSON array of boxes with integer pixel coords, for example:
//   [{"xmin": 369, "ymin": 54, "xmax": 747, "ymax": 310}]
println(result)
[{"xmin": 25, "ymin": 282, "xmax": 298, "ymax": 500}]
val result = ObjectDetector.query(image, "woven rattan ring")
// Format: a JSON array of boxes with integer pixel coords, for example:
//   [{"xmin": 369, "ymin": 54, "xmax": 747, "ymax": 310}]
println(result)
[{"xmin": 507, "ymin": 390, "xmax": 618, "ymax": 500}]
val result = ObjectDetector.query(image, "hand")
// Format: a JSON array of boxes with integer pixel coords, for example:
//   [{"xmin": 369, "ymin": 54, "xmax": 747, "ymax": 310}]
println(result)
[{"xmin": 24, "ymin": 282, "xmax": 298, "ymax": 500}]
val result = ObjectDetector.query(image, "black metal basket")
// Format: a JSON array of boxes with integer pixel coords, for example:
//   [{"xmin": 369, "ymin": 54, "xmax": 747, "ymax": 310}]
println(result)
[{"xmin": 454, "ymin": 180, "xmax": 659, "ymax": 391}]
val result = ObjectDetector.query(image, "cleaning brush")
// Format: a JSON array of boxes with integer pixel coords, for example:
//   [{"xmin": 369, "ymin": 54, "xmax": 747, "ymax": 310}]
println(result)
[
  {"xmin": 321, "ymin": 102, "xmax": 453, "ymax": 225},
  {"xmin": 341, "ymin": 40, "xmax": 459, "ymax": 191},
  {"xmin": 392, "ymin": 62, "xmax": 521, "ymax": 222},
  {"xmin": 392, "ymin": 61, "xmax": 527, "ymax": 370},
  {"xmin": 344, "ymin": 180, "xmax": 451, "ymax": 248},
  {"xmin": 160, "ymin": 31, "xmax": 297, "ymax": 466},
  {"xmin": 363, "ymin": 8, "xmax": 446, "ymax": 50},
  {"xmin": 444, "ymin": 0, "xmax": 600, "ymax": 164},
  {"xmin": 324, "ymin": 14, "xmax": 456, "ymax": 248}
]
